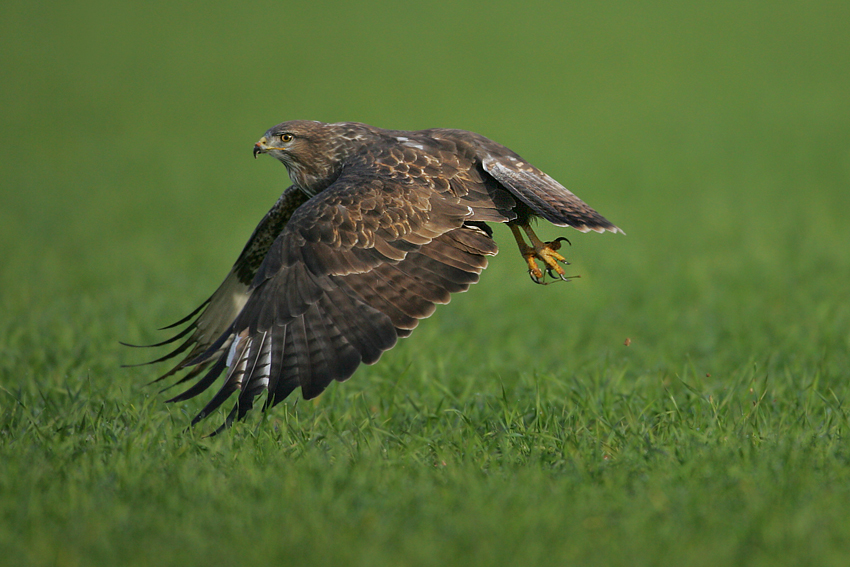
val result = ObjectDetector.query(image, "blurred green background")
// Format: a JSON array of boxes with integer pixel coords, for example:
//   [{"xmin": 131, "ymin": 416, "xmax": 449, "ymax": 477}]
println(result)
[
  {"xmin": 3, "ymin": 0, "xmax": 847, "ymax": 382},
  {"xmin": 2, "ymin": 1, "xmax": 850, "ymax": 565},
  {"xmin": 2, "ymin": 0, "xmax": 844, "ymax": 332},
  {"xmin": 3, "ymin": 0, "xmax": 849, "ymax": 317}
]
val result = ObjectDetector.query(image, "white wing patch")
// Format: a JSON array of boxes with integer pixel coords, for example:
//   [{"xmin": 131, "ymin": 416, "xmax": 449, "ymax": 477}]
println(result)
[
  {"xmin": 226, "ymin": 333, "xmax": 243, "ymax": 367},
  {"xmin": 396, "ymin": 136, "xmax": 425, "ymax": 151}
]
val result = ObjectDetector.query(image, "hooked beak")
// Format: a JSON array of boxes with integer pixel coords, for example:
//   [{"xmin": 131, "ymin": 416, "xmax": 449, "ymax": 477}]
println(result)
[{"xmin": 253, "ymin": 136, "xmax": 269, "ymax": 158}]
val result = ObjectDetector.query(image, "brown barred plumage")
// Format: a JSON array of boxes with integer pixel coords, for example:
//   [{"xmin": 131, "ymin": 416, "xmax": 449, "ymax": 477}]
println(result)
[{"xmin": 127, "ymin": 120, "xmax": 622, "ymax": 433}]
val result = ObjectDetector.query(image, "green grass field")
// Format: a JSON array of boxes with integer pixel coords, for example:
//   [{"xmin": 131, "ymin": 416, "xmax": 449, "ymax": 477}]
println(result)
[{"xmin": 2, "ymin": 1, "xmax": 850, "ymax": 565}]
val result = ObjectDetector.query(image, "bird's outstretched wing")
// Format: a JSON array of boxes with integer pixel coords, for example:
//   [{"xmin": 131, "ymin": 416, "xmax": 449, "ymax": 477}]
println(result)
[
  {"xmin": 151, "ymin": 158, "xmax": 505, "ymax": 432},
  {"xmin": 124, "ymin": 186, "xmax": 308, "ymax": 388},
  {"xmin": 481, "ymin": 153, "xmax": 623, "ymax": 234}
]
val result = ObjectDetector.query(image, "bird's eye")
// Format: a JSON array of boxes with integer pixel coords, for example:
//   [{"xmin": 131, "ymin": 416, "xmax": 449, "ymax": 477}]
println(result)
[{"xmin": 280, "ymin": 133, "xmax": 293, "ymax": 143}]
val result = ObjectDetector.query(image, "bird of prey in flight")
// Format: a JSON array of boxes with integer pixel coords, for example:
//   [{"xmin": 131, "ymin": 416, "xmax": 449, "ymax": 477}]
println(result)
[{"xmin": 128, "ymin": 120, "xmax": 622, "ymax": 433}]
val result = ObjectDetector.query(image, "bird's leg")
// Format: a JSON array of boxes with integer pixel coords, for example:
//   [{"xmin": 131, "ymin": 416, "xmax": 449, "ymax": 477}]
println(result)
[
  {"xmin": 509, "ymin": 224, "xmax": 543, "ymax": 281},
  {"xmin": 509, "ymin": 223, "xmax": 575, "ymax": 285}
]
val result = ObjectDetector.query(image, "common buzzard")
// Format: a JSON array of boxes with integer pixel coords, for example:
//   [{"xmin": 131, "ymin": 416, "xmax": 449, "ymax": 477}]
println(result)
[{"xmin": 129, "ymin": 121, "xmax": 623, "ymax": 432}]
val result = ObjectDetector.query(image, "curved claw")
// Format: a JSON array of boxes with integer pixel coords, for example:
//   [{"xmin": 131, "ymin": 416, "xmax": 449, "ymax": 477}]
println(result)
[
  {"xmin": 535, "ymin": 266, "xmax": 580, "ymax": 284},
  {"xmin": 512, "ymin": 224, "xmax": 579, "ymax": 285},
  {"xmin": 547, "ymin": 268, "xmax": 568, "ymax": 282},
  {"xmin": 547, "ymin": 237, "xmax": 572, "ymax": 251},
  {"xmin": 529, "ymin": 270, "xmax": 545, "ymax": 285}
]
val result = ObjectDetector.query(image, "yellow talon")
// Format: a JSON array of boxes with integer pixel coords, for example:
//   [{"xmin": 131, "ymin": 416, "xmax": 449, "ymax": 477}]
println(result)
[{"xmin": 509, "ymin": 225, "xmax": 576, "ymax": 285}]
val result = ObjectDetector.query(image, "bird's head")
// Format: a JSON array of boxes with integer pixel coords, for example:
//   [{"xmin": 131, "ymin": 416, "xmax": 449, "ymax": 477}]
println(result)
[{"xmin": 254, "ymin": 120, "xmax": 367, "ymax": 195}]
